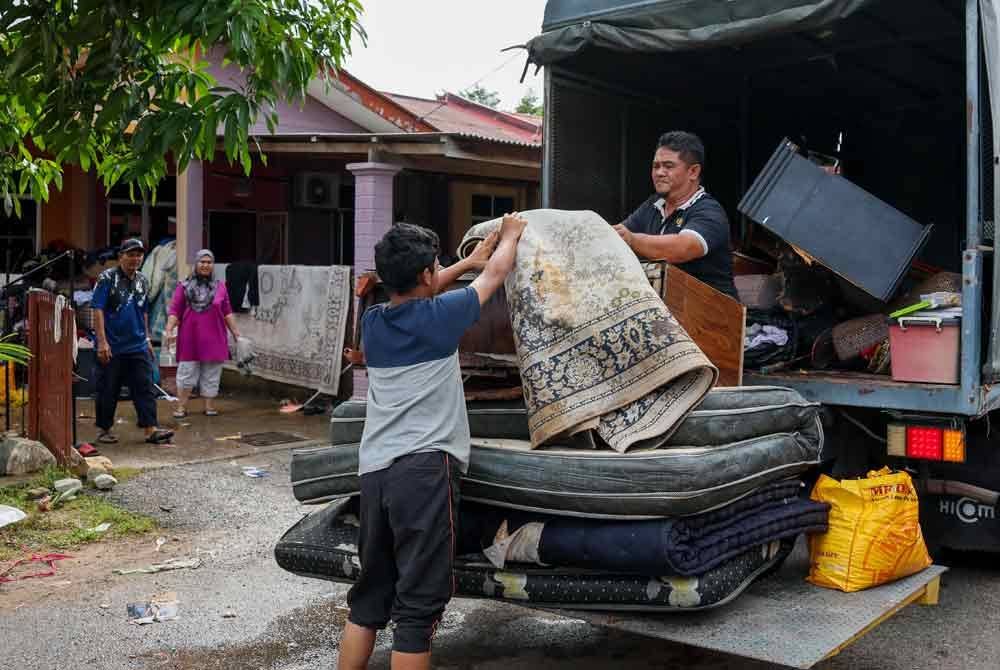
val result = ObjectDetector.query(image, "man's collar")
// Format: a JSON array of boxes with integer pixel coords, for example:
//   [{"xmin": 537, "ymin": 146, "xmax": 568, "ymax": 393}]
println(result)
[{"xmin": 653, "ymin": 187, "xmax": 706, "ymax": 220}]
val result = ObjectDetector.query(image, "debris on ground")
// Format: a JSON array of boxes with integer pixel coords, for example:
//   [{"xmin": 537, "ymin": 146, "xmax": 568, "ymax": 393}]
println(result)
[
  {"xmin": 127, "ymin": 591, "xmax": 179, "ymax": 624},
  {"xmin": 26, "ymin": 487, "xmax": 50, "ymax": 500},
  {"xmin": 241, "ymin": 466, "xmax": 270, "ymax": 478},
  {"xmin": 93, "ymin": 474, "xmax": 118, "ymax": 490},
  {"xmin": 83, "ymin": 456, "xmax": 115, "ymax": 482},
  {"xmin": 113, "ymin": 557, "xmax": 201, "ymax": 576},
  {"xmin": 0, "ymin": 552, "xmax": 73, "ymax": 583},
  {"xmin": 36, "ymin": 495, "xmax": 52, "ymax": 512},
  {"xmin": 155, "ymin": 537, "xmax": 166, "ymax": 552},
  {"xmin": 0, "ymin": 436, "xmax": 56, "ymax": 475},
  {"xmin": 215, "ymin": 434, "xmax": 242, "ymax": 442},
  {"xmin": 88, "ymin": 522, "xmax": 112, "ymax": 533},
  {"xmin": 0, "ymin": 504, "xmax": 27, "ymax": 528},
  {"xmin": 53, "ymin": 478, "xmax": 83, "ymax": 503},
  {"xmin": 221, "ymin": 609, "xmax": 237, "ymax": 619}
]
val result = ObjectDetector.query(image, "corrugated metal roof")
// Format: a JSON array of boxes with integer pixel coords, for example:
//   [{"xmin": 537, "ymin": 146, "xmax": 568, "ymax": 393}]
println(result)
[{"xmin": 386, "ymin": 93, "xmax": 543, "ymax": 147}]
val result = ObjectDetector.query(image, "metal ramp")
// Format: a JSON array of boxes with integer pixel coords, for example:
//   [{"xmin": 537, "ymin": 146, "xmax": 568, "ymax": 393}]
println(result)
[{"xmin": 530, "ymin": 541, "xmax": 945, "ymax": 669}]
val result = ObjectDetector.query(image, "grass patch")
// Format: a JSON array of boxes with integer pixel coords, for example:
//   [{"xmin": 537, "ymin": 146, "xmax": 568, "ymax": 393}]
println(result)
[{"xmin": 0, "ymin": 466, "xmax": 156, "ymax": 562}]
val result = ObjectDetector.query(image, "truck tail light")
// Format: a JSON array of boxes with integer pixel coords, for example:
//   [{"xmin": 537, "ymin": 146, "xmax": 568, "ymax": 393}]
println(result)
[
  {"xmin": 886, "ymin": 423, "xmax": 966, "ymax": 463},
  {"xmin": 906, "ymin": 426, "xmax": 942, "ymax": 460}
]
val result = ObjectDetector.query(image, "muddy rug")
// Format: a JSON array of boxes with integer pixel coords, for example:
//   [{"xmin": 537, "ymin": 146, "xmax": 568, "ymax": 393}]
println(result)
[
  {"xmin": 229, "ymin": 265, "xmax": 352, "ymax": 395},
  {"xmin": 460, "ymin": 210, "xmax": 716, "ymax": 451}
]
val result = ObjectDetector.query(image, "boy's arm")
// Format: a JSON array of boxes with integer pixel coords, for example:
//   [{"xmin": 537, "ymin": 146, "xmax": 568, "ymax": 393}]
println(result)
[
  {"xmin": 470, "ymin": 214, "xmax": 527, "ymax": 306},
  {"xmin": 434, "ymin": 231, "xmax": 499, "ymax": 294}
]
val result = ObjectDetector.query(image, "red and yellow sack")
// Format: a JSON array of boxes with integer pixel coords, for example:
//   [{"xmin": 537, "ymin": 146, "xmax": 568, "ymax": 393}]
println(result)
[{"xmin": 808, "ymin": 467, "xmax": 932, "ymax": 592}]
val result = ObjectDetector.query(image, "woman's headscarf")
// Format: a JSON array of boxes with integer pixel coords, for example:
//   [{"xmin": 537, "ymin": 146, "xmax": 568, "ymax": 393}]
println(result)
[{"xmin": 183, "ymin": 249, "xmax": 218, "ymax": 312}]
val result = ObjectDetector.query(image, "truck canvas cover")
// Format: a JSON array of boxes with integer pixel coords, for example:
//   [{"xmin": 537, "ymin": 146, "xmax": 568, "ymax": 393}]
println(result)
[{"xmin": 528, "ymin": 0, "xmax": 873, "ymax": 64}]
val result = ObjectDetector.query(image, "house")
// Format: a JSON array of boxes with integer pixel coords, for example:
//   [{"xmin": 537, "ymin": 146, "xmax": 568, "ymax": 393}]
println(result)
[{"xmin": 6, "ymin": 58, "xmax": 542, "ymax": 284}]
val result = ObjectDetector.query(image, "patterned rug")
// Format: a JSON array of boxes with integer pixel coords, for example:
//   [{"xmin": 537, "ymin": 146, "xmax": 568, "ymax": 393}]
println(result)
[
  {"xmin": 460, "ymin": 210, "xmax": 716, "ymax": 451},
  {"xmin": 229, "ymin": 265, "xmax": 352, "ymax": 395}
]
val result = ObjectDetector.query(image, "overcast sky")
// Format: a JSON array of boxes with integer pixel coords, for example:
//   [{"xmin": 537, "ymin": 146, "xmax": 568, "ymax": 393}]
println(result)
[{"xmin": 344, "ymin": 0, "xmax": 547, "ymax": 110}]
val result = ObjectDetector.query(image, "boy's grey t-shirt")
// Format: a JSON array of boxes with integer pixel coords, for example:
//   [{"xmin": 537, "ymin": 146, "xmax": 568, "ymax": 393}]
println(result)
[{"xmin": 358, "ymin": 287, "xmax": 481, "ymax": 475}]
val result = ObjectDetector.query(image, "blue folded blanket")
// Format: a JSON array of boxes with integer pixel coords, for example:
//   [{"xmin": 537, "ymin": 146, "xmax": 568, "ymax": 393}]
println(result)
[{"xmin": 459, "ymin": 480, "xmax": 829, "ymax": 576}]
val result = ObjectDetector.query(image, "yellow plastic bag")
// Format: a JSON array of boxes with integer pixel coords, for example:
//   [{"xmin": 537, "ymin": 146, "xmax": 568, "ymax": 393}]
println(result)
[{"xmin": 808, "ymin": 467, "xmax": 932, "ymax": 592}]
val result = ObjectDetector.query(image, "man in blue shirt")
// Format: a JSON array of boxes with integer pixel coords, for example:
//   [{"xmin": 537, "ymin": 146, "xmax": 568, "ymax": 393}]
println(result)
[
  {"xmin": 337, "ymin": 215, "xmax": 525, "ymax": 670},
  {"xmin": 91, "ymin": 238, "xmax": 174, "ymax": 445},
  {"xmin": 613, "ymin": 131, "xmax": 739, "ymax": 300}
]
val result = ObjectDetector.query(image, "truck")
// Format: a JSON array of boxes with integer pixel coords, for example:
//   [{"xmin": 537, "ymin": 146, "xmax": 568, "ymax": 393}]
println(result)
[{"xmin": 524, "ymin": 0, "xmax": 1000, "ymax": 555}]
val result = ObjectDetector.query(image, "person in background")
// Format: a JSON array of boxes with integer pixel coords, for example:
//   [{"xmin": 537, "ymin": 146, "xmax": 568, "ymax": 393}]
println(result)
[
  {"xmin": 92, "ymin": 238, "xmax": 174, "ymax": 445},
  {"xmin": 165, "ymin": 249, "xmax": 240, "ymax": 418},
  {"xmin": 336, "ymin": 216, "xmax": 524, "ymax": 670}
]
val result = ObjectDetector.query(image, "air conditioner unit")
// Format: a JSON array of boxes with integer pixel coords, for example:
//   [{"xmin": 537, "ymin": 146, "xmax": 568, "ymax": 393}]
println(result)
[{"xmin": 294, "ymin": 172, "xmax": 340, "ymax": 209}]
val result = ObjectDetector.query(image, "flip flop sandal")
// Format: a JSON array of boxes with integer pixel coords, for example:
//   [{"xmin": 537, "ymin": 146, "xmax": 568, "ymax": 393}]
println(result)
[
  {"xmin": 74, "ymin": 443, "xmax": 101, "ymax": 457},
  {"xmin": 172, "ymin": 409, "xmax": 187, "ymax": 419},
  {"xmin": 204, "ymin": 409, "xmax": 219, "ymax": 417},
  {"xmin": 145, "ymin": 429, "xmax": 175, "ymax": 445},
  {"xmin": 97, "ymin": 432, "xmax": 119, "ymax": 445}
]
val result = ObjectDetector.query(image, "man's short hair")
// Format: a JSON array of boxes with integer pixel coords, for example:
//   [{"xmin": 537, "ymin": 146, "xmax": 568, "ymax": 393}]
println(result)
[
  {"xmin": 374, "ymin": 223, "xmax": 440, "ymax": 293},
  {"xmin": 656, "ymin": 131, "xmax": 705, "ymax": 168}
]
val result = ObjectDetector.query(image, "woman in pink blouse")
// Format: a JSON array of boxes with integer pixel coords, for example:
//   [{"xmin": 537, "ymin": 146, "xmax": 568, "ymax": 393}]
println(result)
[{"xmin": 165, "ymin": 249, "xmax": 241, "ymax": 418}]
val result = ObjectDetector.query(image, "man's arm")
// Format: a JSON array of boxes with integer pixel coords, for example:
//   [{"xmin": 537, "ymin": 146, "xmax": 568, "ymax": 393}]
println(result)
[
  {"xmin": 94, "ymin": 310, "xmax": 111, "ymax": 364},
  {"xmin": 470, "ymin": 215, "xmax": 526, "ymax": 306},
  {"xmin": 612, "ymin": 225, "xmax": 705, "ymax": 263},
  {"xmin": 435, "ymin": 231, "xmax": 499, "ymax": 294}
]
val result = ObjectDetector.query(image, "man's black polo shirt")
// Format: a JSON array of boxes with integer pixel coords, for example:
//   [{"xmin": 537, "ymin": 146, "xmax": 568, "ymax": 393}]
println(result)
[{"xmin": 623, "ymin": 188, "xmax": 739, "ymax": 300}]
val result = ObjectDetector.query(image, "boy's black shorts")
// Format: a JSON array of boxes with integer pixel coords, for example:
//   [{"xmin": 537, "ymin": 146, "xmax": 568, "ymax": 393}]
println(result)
[{"xmin": 347, "ymin": 451, "xmax": 461, "ymax": 654}]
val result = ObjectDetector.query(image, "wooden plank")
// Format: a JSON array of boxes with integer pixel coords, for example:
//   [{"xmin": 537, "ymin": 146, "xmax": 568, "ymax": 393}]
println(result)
[{"xmin": 660, "ymin": 265, "xmax": 746, "ymax": 387}]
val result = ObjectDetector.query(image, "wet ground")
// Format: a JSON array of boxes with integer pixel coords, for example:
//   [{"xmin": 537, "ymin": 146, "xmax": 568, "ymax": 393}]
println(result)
[{"xmin": 3, "ymin": 419, "xmax": 1000, "ymax": 670}]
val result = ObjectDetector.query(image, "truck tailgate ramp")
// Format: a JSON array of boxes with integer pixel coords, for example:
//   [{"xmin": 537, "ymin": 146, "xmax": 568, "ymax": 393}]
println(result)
[{"xmin": 532, "ymin": 541, "xmax": 946, "ymax": 669}]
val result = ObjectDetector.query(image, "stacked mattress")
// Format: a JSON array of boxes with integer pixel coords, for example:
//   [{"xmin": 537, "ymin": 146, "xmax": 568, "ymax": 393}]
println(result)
[{"xmin": 275, "ymin": 386, "xmax": 828, "ymax": 612}]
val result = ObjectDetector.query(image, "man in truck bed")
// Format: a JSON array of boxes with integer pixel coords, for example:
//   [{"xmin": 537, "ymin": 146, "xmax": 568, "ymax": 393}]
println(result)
[{"xmin": 614, "ymin": 130, "xmax": 739, "ymax": 300}]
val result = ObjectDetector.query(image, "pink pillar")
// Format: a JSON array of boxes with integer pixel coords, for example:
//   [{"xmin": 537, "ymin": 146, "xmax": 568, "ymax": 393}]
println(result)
[
  {"xmin": 347, "ymin": 161, "xmax": 402, "ymax": 399},
  {"xmin": 175, "ymin": 160, "xmax": 204, "ymax": 279}
]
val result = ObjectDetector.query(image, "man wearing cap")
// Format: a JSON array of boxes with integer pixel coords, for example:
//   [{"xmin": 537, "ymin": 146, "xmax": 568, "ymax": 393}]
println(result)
[{"xmin": 91, "ymin": 238, "xmax": 174, "ymax": 445}]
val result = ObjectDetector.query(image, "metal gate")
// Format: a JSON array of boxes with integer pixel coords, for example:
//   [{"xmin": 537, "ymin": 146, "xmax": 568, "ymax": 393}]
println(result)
[{"xmin": 27, "ymin": 290, "xmax": 73, "ymax": 464}]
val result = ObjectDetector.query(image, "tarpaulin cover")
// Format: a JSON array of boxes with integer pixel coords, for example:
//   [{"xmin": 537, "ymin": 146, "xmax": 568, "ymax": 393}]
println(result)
[{"xmin": 528, "ymin": 0, "xmax": 873, "ymax": 64}]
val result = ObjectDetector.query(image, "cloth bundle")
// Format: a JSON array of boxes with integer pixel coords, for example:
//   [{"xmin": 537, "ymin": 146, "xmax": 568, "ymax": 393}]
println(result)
[{"xmin": 462, "ymin": 480, "xmax": 829, "ymax": 576}]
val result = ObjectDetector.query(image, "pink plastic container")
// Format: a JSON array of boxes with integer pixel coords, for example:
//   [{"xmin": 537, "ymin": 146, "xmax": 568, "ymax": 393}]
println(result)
[{"xmin": 889, "ymin": 315, "xmax": 960, "ymax": 384}]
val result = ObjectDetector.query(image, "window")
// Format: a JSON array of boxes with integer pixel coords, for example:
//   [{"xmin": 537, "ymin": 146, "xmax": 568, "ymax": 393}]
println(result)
[
  {"xmin": 470, "ymin": 194, "xmax": 516, "ymax": 224},
  {"xmin": 0, "ymin": 199, "xmax": 39, "ymax": 270},
  {"xmin": 106, "ymin": 176, "xmax": 177, "ymax": 248}
]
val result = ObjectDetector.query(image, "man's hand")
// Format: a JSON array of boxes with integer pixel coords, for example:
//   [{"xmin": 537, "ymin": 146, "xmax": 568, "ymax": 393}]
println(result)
[
  {"xmin": 500, "ymin": 212, "xmax": 527, "ymax": 243},
  {"xmin": 466, "ymin": 230, "xmax": 499, "ymax": 270},
  {"xmin": 147, "ymin": 341, "xmax": 155, "ymax": 360},
  {"xmin": 613, "ymin": 224, "xmax": 634, "ymax": 247},
  {"xmin": 97, "ymin": 340, "xmax": 111, "ymax": 365}
]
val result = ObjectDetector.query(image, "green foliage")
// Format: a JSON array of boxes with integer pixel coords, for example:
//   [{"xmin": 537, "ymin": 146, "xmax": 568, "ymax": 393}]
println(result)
[
  {"xmin": 0, "ymin": 334, "xmax": 30, "ymax": 367},
  {"xmin": 515, "ymin": 88, "xmax": 542, "ymax": 116},
  {"xmin": 460, "ymin": 83, "xmax": 501, "ymax": 109},
  {"xmin": 0, "ymin": 0, "xmax": 366, "ymax": 214}
]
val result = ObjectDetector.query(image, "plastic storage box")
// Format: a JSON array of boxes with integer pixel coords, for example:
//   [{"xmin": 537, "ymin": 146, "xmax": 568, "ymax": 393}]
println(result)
[{"xmin": 888, "ymin": 311, "xmax": 961, "ymax": 384}]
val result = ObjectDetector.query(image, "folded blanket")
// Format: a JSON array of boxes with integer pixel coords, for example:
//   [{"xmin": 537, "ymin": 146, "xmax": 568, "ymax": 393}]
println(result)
[
  {"xmin": 460, "ymin": 485, "xmax": 829, "ymax": 577},
  {"xmin": 460, "ymin": 210, "xmax": 717, "ymax": 451}
]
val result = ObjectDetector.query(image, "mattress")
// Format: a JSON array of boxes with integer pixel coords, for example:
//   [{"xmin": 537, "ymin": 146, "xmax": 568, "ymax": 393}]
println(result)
[
  {"xmin": 329, "ymin": 386, "xmax": 820, "ymax": 448},
  {"xmin": 295, "ymin": 387, "xmax": 824, "ymax": 518},
  {"xmin": 274, "ymin": 499, "xmax": 796, "ymax": 612}
]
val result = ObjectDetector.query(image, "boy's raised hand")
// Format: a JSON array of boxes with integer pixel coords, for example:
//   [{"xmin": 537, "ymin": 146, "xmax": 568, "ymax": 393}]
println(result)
[
  {"xmin": 500, "ymin": 212, "xmax": 528, "ymax": 243},
  {"xmin": 467, "ymin": 230, "xmax": 499, "ymax": 269}
]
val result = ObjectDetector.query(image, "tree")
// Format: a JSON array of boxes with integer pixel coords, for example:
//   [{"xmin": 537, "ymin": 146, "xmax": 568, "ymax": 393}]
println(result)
[
  {"xmin": 460, "ymin": 84, "xmax": 500, "ymax": 109},
  {"xmin": 0, "ymin": 0, "xmax": 365, "ymax": 216},
  {"xmin": 515, "ymin": 88, "xmax": 543, "ymax": 116}
]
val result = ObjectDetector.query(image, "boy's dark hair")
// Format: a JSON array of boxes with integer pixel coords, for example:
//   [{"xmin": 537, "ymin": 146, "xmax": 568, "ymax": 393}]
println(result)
[
  {"xmin": 374, "ymin": 223, "xmax": 440, "ymax": 293},
  {"xmin": 656, "ymin": 130, "xmax": 706, "ymax": 169}
]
